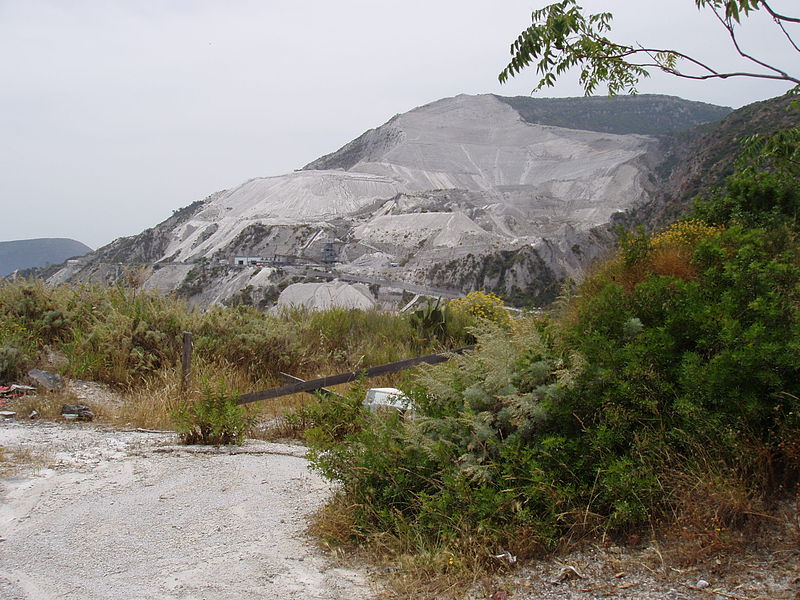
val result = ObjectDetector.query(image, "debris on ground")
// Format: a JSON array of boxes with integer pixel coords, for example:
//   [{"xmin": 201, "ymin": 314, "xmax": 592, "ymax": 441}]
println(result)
[
  {"xmin": 0, "ymin": 384, "xmax": 36, "ymax": 403},
  {"xmin": 492, "ymin": 551, "xmax": 517, "ymax": 565},
  {"xmin": 61, "ymin": 403, "xmax": 94, "ymax": 421},
  {"xmin": 499, "ymin": 541, "xmax": 800, "ymax": 600},
  {"xmin": 550, "ymin": 564, "xmax": 587, "ymax": 584}
]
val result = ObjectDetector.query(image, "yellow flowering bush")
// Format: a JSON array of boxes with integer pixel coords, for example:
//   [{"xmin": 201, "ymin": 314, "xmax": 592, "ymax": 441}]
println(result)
[
  {"xmin": 640, "ymin": 220, "xmax": 724, "ymax": 283},
  {"xmin": 651, "ymin": 219, "xmax": 723, "ymax": 252},
  {"xmin": 449, "ymin": 291, "xmax": 511, "ymax": 329}
]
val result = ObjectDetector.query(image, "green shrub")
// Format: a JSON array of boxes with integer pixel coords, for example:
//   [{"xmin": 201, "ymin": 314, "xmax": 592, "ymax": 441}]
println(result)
[
  {"xmin": 283, "ymin": 385, "xmax": 369, "ymax": 447},
  {"xmin": 305, "ymin": 127, "xmax": 800, "ymax": 565},
  {"xmin": 307, "ymin": 318, "xmax": 587, "ymax": 556},
  {"xmin": 172, "ymin": 382, "xmax": 252, "ymax": 445},
  {"xmin": 410, "ymin": 298, "xmax": 450, "ymax": 342},
  {"xmin": 0, "ymin": 344, "xmax": 25, "ymax": 381}
]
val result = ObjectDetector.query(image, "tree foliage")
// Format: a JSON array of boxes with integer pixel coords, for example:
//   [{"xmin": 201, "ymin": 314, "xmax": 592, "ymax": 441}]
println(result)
[
  {"xmin": 691, "ymin": 125, "xmax": 800, "ymax": 226},
  {"xmin": 499, "ymin": 0, "xmax": 799, "ymax": 95}
]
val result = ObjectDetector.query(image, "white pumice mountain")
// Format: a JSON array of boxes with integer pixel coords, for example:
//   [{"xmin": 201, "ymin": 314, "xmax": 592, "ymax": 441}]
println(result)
[{"xmin": 51, "ymin": 93, "xmax": 739, "ymax": 308}]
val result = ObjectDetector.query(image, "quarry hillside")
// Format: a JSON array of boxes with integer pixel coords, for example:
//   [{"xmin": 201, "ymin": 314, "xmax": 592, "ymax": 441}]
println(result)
[{"xmin": 46, "ymin": 92, "xmax": 795, "ymax": 308}]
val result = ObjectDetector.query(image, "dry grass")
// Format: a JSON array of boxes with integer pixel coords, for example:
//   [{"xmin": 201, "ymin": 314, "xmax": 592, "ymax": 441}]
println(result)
[
  {"xmin": 0, "ymin": 444, "xmax": 52, "ymax": 477},
  {"xmin": 112, "ymin": 358, "xmax": 270, "ymax": 430},
  {"xmin": 309, "ymin": 492, "xmax": 520, "ymax": 600},
  {"xmin": 5, "ymin": 356, "xmax": 414, "ymax": 436},
  {"xmin": 648, "ymin": 246, "xmax": 698, "ymax": 281},
  {"xmin": 10, "ymin": 389, "xmax": 84, "ymax": 421},
  {"xmin": 659, "ymin": 450, "xmax": 776, "ymax": 566},
  {"xmin": 109, "ymin": 353, "xmax": 404, "ymax": 434}
]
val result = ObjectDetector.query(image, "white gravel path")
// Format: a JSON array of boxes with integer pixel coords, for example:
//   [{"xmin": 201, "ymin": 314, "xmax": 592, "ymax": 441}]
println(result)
[{"xmin": 0, "ymin": 422, "xmax": 373, "ymax": 600}]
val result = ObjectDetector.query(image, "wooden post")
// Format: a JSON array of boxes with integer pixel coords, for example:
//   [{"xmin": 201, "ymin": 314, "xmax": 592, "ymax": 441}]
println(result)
[{"xmin": 181, "ymin": 331, "xmax": 193, "ymax": 393}]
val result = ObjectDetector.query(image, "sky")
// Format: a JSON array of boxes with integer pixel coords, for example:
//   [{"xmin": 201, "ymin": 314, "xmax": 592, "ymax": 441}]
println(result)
[{"xmin": 1, "ymin": 0, "xmax": 797, "ymax": 249}]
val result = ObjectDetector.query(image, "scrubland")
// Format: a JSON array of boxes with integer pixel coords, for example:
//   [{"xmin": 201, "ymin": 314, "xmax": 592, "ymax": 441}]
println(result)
[{"xmin": 2, "ymin": 127, "xmax": 799, "ymax": 599}]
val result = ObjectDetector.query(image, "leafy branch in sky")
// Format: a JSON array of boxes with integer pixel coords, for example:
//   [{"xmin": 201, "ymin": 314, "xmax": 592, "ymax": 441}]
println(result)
[{"xmin": 499, "ymin": 0, "xmax": 799, "ymax": 95}]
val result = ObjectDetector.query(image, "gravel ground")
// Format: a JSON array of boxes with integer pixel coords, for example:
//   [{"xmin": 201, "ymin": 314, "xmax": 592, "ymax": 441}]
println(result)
[
  {"xmin": 1, "ymin": 415, "xmax": 797, "ymax": 600},
  {"xmin": 487, "ymin": 542, "xmax": 800, "ymax": 600},
  {"xmin": 0, "ymin": 421, "xmax": 374, "ymax": 600}
]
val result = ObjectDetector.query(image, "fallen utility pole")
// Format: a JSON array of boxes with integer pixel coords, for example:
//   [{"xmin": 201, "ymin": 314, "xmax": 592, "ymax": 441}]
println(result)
[
  {"xmin": 279, "ymin": 372, "xmax": 343, "ymax": 399},
  {"xmin": 236, "ymin": 346, "xmax": 473, "ymax": 405}
]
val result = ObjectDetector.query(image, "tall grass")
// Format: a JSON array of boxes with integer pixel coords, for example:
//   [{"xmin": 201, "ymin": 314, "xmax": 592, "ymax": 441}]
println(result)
[{"xmin": 0, "ymin": 279, "xmax": 474, "ymax": 428}]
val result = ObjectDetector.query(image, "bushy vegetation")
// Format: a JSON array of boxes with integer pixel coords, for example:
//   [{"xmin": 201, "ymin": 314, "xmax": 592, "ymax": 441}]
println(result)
[
  {"xmin": 0, "ymin": 283, "xmax": 474, "ymax": 387},
  {"xmin": 448, "ymin": 291, "xmax": 511, "ymax": 329},
  {"xmin": 304, "ymin": 127, "xmax": 800, "ymax": 571},
  {"xmin": 0, "ymin": 279, "xmax": 477, "ymax": 435}
]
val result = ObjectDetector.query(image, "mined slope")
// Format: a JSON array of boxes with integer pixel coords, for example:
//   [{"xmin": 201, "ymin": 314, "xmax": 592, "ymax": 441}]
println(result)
[
  {"xmin": 107, "ymin": 94, "xmax": 658, "ymax": 266},
  {"xmin": 304, "ymin": 94, "xmax": 731, "ymax": 170},
  {"xmin": 55, "ymin": 93, "xmax": 740, "ymax": 307}
]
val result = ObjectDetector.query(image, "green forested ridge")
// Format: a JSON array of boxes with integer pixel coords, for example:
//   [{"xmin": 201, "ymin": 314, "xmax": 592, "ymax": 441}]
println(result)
[
  {"xmin": 643, "ymin": 93, "xmax": 800, "ymax": 228},
  {"xmin": 0, "ymin": 238, "xmax": 91, "ymax": 277},
  {"xmin": 496, "ymin": 94, "xmax": 731, "ymax": 135}
]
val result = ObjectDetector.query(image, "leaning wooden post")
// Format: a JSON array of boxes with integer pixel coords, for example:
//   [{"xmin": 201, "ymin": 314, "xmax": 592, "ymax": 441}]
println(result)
[{"xmin": 181, "ymin": 331, "xmax": 193, "ymax": 393}]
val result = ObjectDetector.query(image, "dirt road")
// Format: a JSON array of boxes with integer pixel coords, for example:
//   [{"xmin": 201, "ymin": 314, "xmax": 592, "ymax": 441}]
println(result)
[{"xmin": 0, "ymin": 422, "xmax": 373, "ymax": 600}]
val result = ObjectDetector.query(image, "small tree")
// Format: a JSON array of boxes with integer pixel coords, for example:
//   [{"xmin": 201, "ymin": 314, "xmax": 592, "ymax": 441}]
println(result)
[{"xmin": 499, "ymin": 0, "xmax": 799, "ymax": 96}]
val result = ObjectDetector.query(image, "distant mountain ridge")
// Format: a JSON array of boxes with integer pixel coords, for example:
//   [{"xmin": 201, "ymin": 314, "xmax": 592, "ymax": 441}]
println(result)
[
  {"xmin": 0, "ymin": 238, "xmax": 91, "ymax": 277},
  {"xmin": 495, "ymin": 94, "xmax": 731, "ymax": 135},
  {"xmin": 49, "ymin": 92, "xmax": 796, "ymax": 309}
]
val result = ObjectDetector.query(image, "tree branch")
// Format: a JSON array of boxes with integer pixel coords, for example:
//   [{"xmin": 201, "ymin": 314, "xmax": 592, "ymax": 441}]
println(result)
[
  {"xmin": 499, "ymin": 0, "xmax": 800, "ymax": 94},
  {"xmin": 582, "ymin": 38, "xmax": 800, "ymax": 84},
  {"xmin": 762, "ymin": 1, "xmax": 800, "ymax": 24},
  {"xmin": 710, "ymin": 6, "xmax": 795, "ymax": 80},
  {"xmin": 775, "ymin": 18, "xmax": 800, "ymax": 52},
  {"xmin": 632, "ymin": 65, "xmax": 797, "ymax": 83}
]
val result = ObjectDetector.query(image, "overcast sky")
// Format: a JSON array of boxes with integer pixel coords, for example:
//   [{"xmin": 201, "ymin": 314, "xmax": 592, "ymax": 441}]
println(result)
[{"xmin": 2, "ymin": 0, "xmax": 796, "ymax": 249}]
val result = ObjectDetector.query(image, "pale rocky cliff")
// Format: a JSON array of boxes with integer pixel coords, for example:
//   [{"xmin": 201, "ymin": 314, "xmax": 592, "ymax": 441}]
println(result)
[{"xmin": 52, "ymin": 93, "xmax": 736, "ymax": 307}]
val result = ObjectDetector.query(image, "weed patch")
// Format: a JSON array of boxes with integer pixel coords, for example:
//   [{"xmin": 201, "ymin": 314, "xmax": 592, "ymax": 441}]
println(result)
[
  {"xmin": 0, "ymin": 445, "xmax": 52, "ymax": 477},
  {"xmin": 172, "ymin": 382, "xmax": 252, "ymax": 446}
]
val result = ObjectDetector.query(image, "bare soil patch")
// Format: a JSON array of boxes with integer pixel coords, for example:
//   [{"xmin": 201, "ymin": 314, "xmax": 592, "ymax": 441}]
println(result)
[{"xmin": 0, "ymin": 421, "xmax": 374, "ymax": 600}]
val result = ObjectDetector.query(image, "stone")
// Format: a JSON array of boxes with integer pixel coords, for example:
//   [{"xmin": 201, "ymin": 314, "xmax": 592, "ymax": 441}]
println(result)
[{"xmin": 27, "ymin": 368, "xmax": 64, "ymax": 391}]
